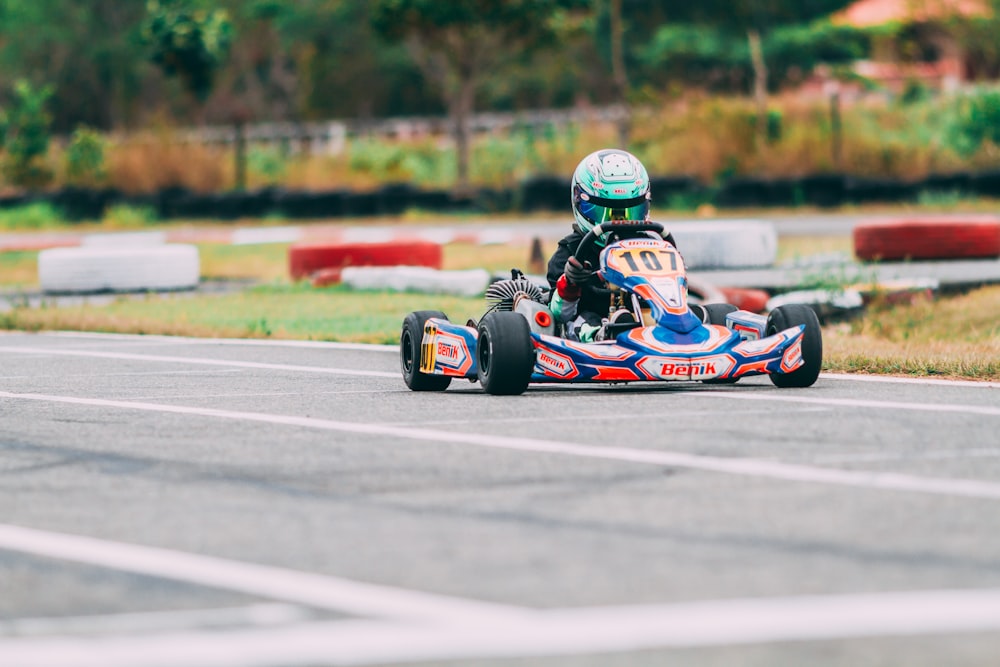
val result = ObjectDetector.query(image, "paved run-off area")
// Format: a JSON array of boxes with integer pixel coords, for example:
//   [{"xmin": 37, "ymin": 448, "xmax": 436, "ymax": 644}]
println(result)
[{"xmin": 1, "ymin": 331, "xmax": 1000, "ymax": 666}]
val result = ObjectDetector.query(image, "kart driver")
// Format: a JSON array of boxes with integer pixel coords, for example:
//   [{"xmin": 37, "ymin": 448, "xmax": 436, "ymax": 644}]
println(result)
[{"xmin": 547, "ymin": 148, "xmax": 667, "ymax": 342}]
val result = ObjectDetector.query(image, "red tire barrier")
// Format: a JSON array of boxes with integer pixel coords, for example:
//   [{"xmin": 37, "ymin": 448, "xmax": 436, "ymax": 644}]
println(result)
[
  {"xmin": 719, "ymin": 287, "xmax": 771, "ymax": 313},
  {"xmin": 310, "ymin": 267, "xmax": 343, "ymax": 287},
  {"xmin": 288, "ymin": 240, "xmax": 442, "ymax": 280},
  {"xmin": 853, "ymin": 217, "xmax": 1000, "ymax": 261}
]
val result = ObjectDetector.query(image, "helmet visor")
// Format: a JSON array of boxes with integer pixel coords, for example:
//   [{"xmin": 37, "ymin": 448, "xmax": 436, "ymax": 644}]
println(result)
[{"xmin": 576, "ymin": 193, "xmax": 650, "ymax": 226}]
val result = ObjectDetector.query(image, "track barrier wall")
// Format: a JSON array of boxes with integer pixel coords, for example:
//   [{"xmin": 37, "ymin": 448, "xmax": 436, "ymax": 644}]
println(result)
[{"xmin": 5, "ymin": 171, "xmax": 1000, "ymax": 222}]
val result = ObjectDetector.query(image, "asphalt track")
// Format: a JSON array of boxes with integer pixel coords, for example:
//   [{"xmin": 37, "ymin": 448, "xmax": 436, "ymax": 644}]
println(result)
[{"xmin": 1, "ymin": 330, "xmax": 1000, "ymax": 666}]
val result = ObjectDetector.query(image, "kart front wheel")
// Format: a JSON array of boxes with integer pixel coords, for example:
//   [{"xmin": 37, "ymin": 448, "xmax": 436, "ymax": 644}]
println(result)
[
  {"xmin": 767, "ymin": 304, "xmax": 823, "ymax": 388},
  {"xmin": 400, "ymin": 310, "xmax": 452, "ymax": 392},
  {"xmin": 477, "ymin": 312, "xmax": 534, "ymax": 396}
]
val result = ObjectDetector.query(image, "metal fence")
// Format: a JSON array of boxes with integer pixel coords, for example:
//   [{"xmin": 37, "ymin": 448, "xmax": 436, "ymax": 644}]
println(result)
[{"xmin": 147, "ymin": 105, "xmax": 629, "ymax": 155}]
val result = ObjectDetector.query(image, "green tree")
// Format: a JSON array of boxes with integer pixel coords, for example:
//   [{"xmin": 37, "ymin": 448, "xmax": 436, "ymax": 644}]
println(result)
[
  {"xmin": 0, "ymin": 79, "xmax": 54, "ymax": 189},
  {"xmin": 640, "ymin": 20, "xmax": 868, "ymax": 93},
  {"xmin": 668, "ymin": 0, "xmax": 855, "ymax": 146},
  {"xmin": 142, "ymin": 0, "xmax": 234, "ymax": 102},
  {"xmin": 0, "ymin": 1, "xmax": 150, "ymax": 131},
  {"xmin": 371, "ymin": 0, "xmax": 564, "ymax": 195}
]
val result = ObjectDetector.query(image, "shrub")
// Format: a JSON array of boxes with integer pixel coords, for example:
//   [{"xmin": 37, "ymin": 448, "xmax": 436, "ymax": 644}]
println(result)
[
  {"xmin": 0, "ymin": 80, "xmax": 55, "ymax": 189},
  {"xmin": 64, "ymin": 126, "xmax": 108, "ymax": 186},
  {"xmin": 102, "ymin": 204, "xmax": 159, "ymax": 227},
  {"xmin": 947, "ymin": 88, "xmax": 1000, "ymax": 157},
  {"xmin": 0, "ymin": 202, "xmax": 62, "ymax": 230},
  {"xmin": 247, "ymin": 147, "xmax": 287, "ymax": 185}
]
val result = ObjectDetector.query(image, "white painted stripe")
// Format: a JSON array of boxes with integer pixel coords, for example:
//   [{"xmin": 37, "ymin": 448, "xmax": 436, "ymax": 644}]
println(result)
[
  {"xmin": 2, "ymin": 391, "xmax": 999, "ymax": 500},
  {"xmin": 814, "ymin": 447, "xmax": 1000, "ymax": 464},
  {"xmin": 5, "ymin": 588, "xmax": 1000, "ymax": 666},
  {"xmin": 0, "ymin": 524, "xmax": 523, "ymax": 623},
  {"xmin": 0, "ymin": 604, "xmax": 309, "ymax": 637},
  {"xmin": 24, "ymin": 331, "xmax": 399, "ymax": 352},
  {"xmin": 821, "ymin": 372, "xmax": 1000, "ymax": 390},
  {"xmin": 8, "ymin": 333, "xmax": 999, "ymax": 387},
  {"xmin": 230, "ymin": 227, "xmax": 303, "ymax": 245},
  {"xmin": 700, "ymin": 390, "xmax": 1000, "ymax": 417},
  {"xmin": 4, "ymin": 344, "xmax": 1000, "ymax": 404},
  {"xmin": 0, "ymin": 347, "xmax": 398, "ymax": 378}
]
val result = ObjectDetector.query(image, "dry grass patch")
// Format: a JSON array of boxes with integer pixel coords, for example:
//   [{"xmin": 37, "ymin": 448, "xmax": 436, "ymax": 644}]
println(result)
[
  {"xmin": 443, "ymin": 241, "xmax": 537, "ymax": 272},
  {"xmin": 0, "ymin": 251, "xmax": 39, "ymax": 287},
  {"xmin": 199, "ymin": 243, "xmax": 292, "ymax": 282},
  {"xmin": 824, "ymin": 286, "xmax": 1000, "ymax": 380}
]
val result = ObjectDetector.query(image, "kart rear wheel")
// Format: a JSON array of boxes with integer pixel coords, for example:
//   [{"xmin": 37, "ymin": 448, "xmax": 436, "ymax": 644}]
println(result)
[
  {"xmin": 767, "ymin": 304, "xmax": 823, "ymax": 388},
  {"xmin": 702, "ymin": 303, "xmax": 737, "ymax": 325},
  {"xmin": 400, "ymin": 310, "xmax": 453, "ymax": 392},
  {"xmin": 702, "ymin": 303, "xmax": 740, "ymax": 384},
  {"xmin": 477, "ymin": 312, "xmax": 534, "ymax": 396}
]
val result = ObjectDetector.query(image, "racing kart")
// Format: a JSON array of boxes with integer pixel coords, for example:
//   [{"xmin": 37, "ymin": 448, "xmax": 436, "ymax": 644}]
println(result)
[{"xmin": 401, "ymin": 221, "xmax": 822, "ymax": 395}]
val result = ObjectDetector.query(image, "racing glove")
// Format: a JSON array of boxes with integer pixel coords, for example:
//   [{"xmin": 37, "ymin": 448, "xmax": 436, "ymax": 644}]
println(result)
[{"xmin": 563, "ymin": 256, "xmax": 594, "ymax": 285}]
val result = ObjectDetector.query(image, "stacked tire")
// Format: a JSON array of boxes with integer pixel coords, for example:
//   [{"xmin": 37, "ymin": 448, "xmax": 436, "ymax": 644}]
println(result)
[
  {"xmin": 288, "ymin": 240, "xmax": 442, "ymax": 281},
  {"xmin": 38, "ymin": 245, "xmax": 200, "ymax": 294},
  {"xmin": 853, "ymin": 217, "xmax": 1000, "ymax": 261}
]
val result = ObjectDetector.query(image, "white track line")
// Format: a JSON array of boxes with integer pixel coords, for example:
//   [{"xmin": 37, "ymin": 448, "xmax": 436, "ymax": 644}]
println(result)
[
  {"xmin": 0, "ymin": 524, "xmax": 523, "ymax": 624},
  {"xmin": 4, "ymin": 337, "xmax": 999, "ymax": 391},
  {"xmin": 820, "ymin": 372, "xmax": 1000, "ymax": 390},
  {"xmin": 0, "ymin": 346, "xmax": 398, "ymax": 378},
  {"xmin": 697, "ymin": 390, "xmax": 1000, "ymax": 417},
  {"xmin": 2, "ymin": 390, "xmax": 999, "ymax": 500},
  {"xmin": 24, "ymin": 331, "xmax": 399, "ymax": 352},
  {"xmin": 0, "ymin": 604, "xmax": 309, "ymax": 637},
  {"xmin": 19, "ymin": 332, "xmax": 1000, "ymax": 389},
  {"xmin": 5, "ymin": 588, "xmax": 1000, "ymax": 666},
  {"xmin": 0, "ymin": 344, "xmax": 1000, "ymax": 396}
]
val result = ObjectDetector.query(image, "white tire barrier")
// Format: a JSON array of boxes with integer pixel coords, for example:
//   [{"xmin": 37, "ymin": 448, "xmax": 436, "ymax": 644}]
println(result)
[
  {"xmin": 766, "ymin": 288, "xmax": 864, "ymax": 322},
  {"xmin": 670, "ymin": 220, "xmax": 778, "ymax": 269},
  {"xmin": 38, "ymin": 245, "xmax": 200, "ymax": 294}
]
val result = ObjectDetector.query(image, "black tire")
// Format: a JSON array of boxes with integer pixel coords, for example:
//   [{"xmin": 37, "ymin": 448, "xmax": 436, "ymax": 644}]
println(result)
[
  {"xmin": 702, "ymin": 303, "xmax": 737, "ymax": 325},
  {"xmin": 702, "ymin": 303, "xmax": 740, "ymax": 384},
  {"xmin": 477, "ymin": 312, "xmax": 534, "ymax": 396},
  {"xmin": 767, "ymin": 304, "xmax": 823, "ymax": 388},
  {"xmin": 400, "ymin": 310, "xmax": 452, "ymax": 392}
]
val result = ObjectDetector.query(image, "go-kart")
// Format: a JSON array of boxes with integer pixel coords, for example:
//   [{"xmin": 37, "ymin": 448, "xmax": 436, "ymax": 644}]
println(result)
[{"xmin": 401, "ymin": 220, "xmax": 822, "ymax": 395}]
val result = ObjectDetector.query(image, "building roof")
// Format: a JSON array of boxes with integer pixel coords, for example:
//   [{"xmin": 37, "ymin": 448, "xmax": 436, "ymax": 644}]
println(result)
[{"xmin": 833, "ymin": 0, "xmax": 990, "ymax": 27}]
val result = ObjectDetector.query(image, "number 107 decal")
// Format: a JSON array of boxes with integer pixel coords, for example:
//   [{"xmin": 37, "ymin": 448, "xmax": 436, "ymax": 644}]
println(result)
[{"xmin": 609, "ymin": 247, "xmax": 682, "ymax": 276}]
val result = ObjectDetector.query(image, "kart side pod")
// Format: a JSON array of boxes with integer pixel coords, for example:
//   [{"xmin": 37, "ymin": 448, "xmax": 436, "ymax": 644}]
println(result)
[{"xmin": 513, "ymin": 294, "xmax": 556, "ymax": 336}]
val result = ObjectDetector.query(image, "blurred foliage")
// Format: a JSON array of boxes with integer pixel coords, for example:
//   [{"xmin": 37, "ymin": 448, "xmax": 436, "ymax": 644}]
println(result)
[
  {"xmin": 0, "ymin": 0, "xmax": 878, "ymax": 133},
  {"xmin": 102, "ymin": 203, "xmax": 159, "ymax": 227},
  {"xmin": 246, "ymin": 146, "xmax": 287, "ymax": 185},
  {"xmin": 370, "ymin": 0, "xmax": 567, "ymax": 190},
  {"xmin": 0, "ymin": 80, "xmax": 54, "ymax": 188},
  {"xmin": 946, "ymin": 88, "xmax": 1000, "ymax": 157},
  {"xmin": 64, "ymin": 126, "xmax": 108, "ymax": 186},
  {"xmin": 0, "ymin": 202, "xmax": 61, "ymax": 229},
  {"xmin": 1, "ymin": 0, "xmax": 1000, "ymax": 194},
  {"xmin": 142, "ymin": 0, "xmax": 234, "ymax": 100},
  {"xmin": 641, "ymin": 20, "xmax": 869, "ymax": 93}
]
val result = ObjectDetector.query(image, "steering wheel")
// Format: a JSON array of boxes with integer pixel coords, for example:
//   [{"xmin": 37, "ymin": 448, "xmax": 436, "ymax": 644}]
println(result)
[{"xmin": 572, "ymin": 220, "xmax": 667, "ymax": 260}]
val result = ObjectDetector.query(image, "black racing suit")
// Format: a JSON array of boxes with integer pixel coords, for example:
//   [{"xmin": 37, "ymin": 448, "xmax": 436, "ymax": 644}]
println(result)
[{"xmin": 546, "ymin": 229, "xmax": 609, "ymax": 341}]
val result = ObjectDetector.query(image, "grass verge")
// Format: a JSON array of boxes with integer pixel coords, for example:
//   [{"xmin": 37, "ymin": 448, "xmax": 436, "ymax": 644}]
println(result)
[
  {"xmin": 2, "ymin": 283, "xmax": 998, "ymax": 381},
  {"xmin": 2, "ymin": 229, "xmax": 997, "ymax": 381},
  {"xmin": 822, "ymin": 286, "xmax": 1000, "ymax": 381},
  {"xmin": 0, "ymin": 283, "xmax": 484, "ymax": 344}
]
